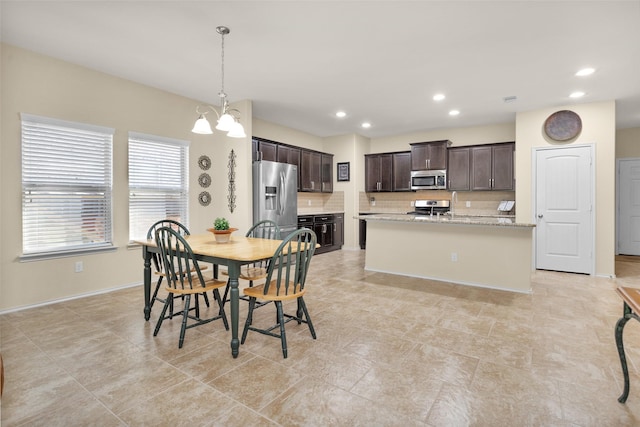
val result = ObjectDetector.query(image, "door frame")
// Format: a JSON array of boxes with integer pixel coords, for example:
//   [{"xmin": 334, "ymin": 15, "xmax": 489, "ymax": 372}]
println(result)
[
  {"xmin": 532, "ymin": 143, "xmax": 596, "ymax": 275},
  {"xmin": 616, "ymin": 157, "xmax": 640, "ymax": 255}
]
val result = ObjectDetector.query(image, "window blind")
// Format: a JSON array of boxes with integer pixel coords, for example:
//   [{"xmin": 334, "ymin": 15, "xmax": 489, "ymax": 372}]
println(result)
[
  {"xmin": 128, "ymin": 132, "xmax": 189, "ymax": 242},
  {"xmin": 21, "ymin": 113, "xmax": 114, "ymax": 257}
]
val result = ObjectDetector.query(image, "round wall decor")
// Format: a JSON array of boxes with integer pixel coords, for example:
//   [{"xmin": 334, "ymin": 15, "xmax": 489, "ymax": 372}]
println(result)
[
  {"xmin": 198, "ymin": 191, "xmax": 211, "ymax": 206},
  {"xmin": 197, "ymin": 155, "xmax": 211, "ymax": 170},
  {"xmin": 198, "ymin": 173, "xmax": 211, "ymax": 188},
  {"xmin": 544, "ymin": 110, "xmax": 582, "ymax": 141}
]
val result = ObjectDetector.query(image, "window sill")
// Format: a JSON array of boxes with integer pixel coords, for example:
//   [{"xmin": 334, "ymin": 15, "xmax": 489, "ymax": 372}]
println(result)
[{"xmin": 19, "ymin": 245, "xmax": 117, "ymax": 262}]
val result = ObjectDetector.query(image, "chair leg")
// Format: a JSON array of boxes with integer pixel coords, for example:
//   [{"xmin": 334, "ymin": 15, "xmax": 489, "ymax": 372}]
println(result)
[
  {"xmin": 275, "ymin": 301, "xmax": 288, "ymax": 358},
  {"xmin": 202, "ymin": 291, "xmax": 210, "ymax": 307},
  {"xmin": 299, "ymin": 297, "xmax": 316, "ymax": 339},
  {"xmin": 150, "ymin": 276, "xmax": 164, "ymax": 310},
  {"xmin": 194, "ymin": 294, "xmax": 200, "ymax": 318},
  {"xmin": 153, "ymin": 295, "xmax": 172, "ymax": 337},
  {"xmin": 241, "ymin": 297, "xmax": 256, "ymax": 344},
  {"xmin": 213, "ymin": 288, "xmax": 229, "ymax": 330},
  {"xmin": 179, "ymin": 295, "xmax": 191, "ymax": 349}
]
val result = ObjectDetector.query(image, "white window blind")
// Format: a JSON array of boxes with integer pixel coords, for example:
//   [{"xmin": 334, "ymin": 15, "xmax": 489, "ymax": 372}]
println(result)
[
  {"xmin": 21, "ymin": 113, "xmax": 114, "ymax": 257},
  {"xmin": 128, "ymin": 132, "xmax": 189, "ymax": 242}
]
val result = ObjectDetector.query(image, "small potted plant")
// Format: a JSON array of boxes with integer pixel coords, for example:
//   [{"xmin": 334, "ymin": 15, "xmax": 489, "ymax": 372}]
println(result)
[{"xmin": 207, "ymin": 217, "xmax": 238, "ymax": 243}]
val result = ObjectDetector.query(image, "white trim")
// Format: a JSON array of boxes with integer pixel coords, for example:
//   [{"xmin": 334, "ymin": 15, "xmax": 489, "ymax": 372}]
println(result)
[
  {"xmin": 616, "ymin": 157, "xmax": 640, "ymax": 256},
  {"xmin": 129, "ymin": 131, "xmax": 190, "ymax": 147},
  {"xmin": 0, "ymin": 282, "xmax": 142, "ymax": 315},
  {"xmin": 20, "ymin": 112, "xmax": 115, "ymax": 135}
]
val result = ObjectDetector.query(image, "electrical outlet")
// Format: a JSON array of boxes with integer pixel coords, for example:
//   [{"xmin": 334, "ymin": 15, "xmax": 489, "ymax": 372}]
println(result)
[
  {"xmin": 466, "ymin": 201, "xmax": 471, "ymax": 208},
  {"xmin": 307, "ymin": 200, "xmax": 311, "ymax": 206},
  {"xmin": 75, "ymin": 261, "xmax": 83, "ymax": 273},
  {"xmin": 410, "ymin": 201, "xmax": 415, "ymax": 207},
  {"xmin": 451, "ymin": 252, "xmax": 458, "ymax": 262}
]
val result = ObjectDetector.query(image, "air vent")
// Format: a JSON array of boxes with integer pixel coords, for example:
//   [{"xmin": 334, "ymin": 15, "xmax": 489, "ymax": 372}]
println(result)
[{"xmin": 503, "ymin": 96, "xmax": 518, "ymax": 103}]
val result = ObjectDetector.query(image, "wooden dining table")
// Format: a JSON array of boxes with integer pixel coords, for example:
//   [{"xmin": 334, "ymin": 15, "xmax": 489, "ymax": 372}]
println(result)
[{"xmin": 135, "ymin": 233, "xmax": 287, "ymax": 358}]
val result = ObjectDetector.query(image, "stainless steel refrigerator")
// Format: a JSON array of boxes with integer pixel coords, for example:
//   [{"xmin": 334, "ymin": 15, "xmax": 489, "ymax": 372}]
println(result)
[{"xmin": 252, "ymin": 160, "xmax": 298, "ymax": 238}]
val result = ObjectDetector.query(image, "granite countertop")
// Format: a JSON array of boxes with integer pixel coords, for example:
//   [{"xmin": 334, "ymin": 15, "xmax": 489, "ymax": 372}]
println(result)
[
  {"xmin": 297, "ymin": 211, "xmax": 344, "ymax": 216},
  {"xmin": 355, "ymin": 212, "xmax": 535, "ymax": 228}
]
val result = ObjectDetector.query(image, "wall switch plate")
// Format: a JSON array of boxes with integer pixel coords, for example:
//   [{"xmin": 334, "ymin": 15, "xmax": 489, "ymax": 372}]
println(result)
[
  {"xmin": 451, "ymin": 252, "xmax": 458, "ymax": 262},
  {"xmin": 75, "ymin": 261, "xmax": 83, "ymax": 273},
  {"xmin": 410, "ymin": 201, "xmax": 415, "ymax": 207},
  {"xmin": 466, "ymin": 201, "xmax": 471, "ymax": 208},
  {"xmin": 307, "ymin": 200, "xmax": 311, "ymax": 206}
]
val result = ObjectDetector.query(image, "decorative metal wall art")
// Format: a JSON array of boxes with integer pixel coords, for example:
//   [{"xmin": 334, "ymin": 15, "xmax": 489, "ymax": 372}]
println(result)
[
  {"xmin": 197, "ymin": 155, "xmax": 211, "ymax": 170},
  {"xmin": 227, "ymin": 149, "xmax": 236, "ymax": 213}
]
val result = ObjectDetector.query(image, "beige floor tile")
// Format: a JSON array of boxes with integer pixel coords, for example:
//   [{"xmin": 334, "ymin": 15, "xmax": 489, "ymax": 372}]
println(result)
[{"xmin": 3, "ymin": 251, "xmax": 640, "ymax": 425}]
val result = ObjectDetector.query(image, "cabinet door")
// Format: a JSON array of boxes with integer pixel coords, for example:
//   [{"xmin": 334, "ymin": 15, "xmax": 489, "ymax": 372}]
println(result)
[
  {"xmin": 411, "ymin": 141, "xmax": 448, "ymax": 170},
  {"xmin": 321, "ymin": 154, "xmax": 333, "ymax": 193},
  {"xmin": 365, "ymin": 155, "xmax": 381, "ymax": 192},
  {"xmin": 470, "ymin": 146, "xmax": 493, "ymax": 190},
  {"xmin": 379, "ymin": 154, "xmax": 393, "ymax": 191},
  {"xmin": 447, "ymin": 147, "xmax": 470, "ymax": 191},
  {"xmin": 392, "ymin": 152, "xmax": 411, "ymax": 191},
  {"xmin": 278, "ymin": 145, "xmax": 301, "ymax": 190},
  {"xmin": 301, "ymin": 150, "xmax": 321, "ymax": 192},
  {"xmin": 333, "ymin": 214, "xmax": 344, "ymax": 249},
  {"xmin": 258, "ymin": 140, "xmax": 277, "ymax": 161},
  {"xmin": 428, "ymin": 142, "xmax": 448, "ymax": 170},
  {"xmin": 411, "ymin": 144, "xmax": 430, "ymax": 170},
  {"xmin": 492, "ymin": 144, "xmax": 514, "ymax": 190}
]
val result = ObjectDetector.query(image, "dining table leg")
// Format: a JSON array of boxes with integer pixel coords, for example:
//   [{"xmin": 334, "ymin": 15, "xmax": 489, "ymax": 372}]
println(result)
[
  {"xmin": 142, "ymin": 246, "xmax": 152, "ymax": 321},
  {"xmin": 228, "ymin": 262, "xmax": 240, "ymax": 358}
]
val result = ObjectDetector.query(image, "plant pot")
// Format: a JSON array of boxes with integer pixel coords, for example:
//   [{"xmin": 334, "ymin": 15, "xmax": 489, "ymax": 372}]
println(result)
[{"xmin": 207, "ymin": 228, "xmax": 238, "ymax": 244}]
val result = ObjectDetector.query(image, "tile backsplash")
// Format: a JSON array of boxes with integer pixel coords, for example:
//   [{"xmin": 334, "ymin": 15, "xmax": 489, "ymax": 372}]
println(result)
[
  {"xmin": 359, "ymin": 190, "xmax": 516, "ymax": 216},
  {"xmin": 297, "ymin": 191, "xmax": 345, "ymax": 214}
]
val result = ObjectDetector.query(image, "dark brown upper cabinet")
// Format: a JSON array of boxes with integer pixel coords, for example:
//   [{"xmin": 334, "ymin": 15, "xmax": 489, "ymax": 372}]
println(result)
[
  {"xmin": 447, "ymin": 147, "xmax": 471, "ymax": 191},
  {"xmin": 392, "ymin": 151, "xmax": 412, "ymax": 191},
  {"xmin": 470, "ymin": 142, "xmax": 514, "ymax": 191},
  {"xmin": 365, "ymin": 153, "xmax": 393, "ymax": 192},
  {"xmin": 410, "ymin": 140, "xmax": 450, "ymax": 170}
]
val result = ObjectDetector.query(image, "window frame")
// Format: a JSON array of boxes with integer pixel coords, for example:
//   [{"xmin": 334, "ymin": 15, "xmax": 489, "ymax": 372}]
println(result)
[
  {"xmin": 128, "ymin": 131, "xmax": 190, "ymax": 243},
  {"xmin": 20, "ymin": 113, "xmax": 115, "ymax": 261}
]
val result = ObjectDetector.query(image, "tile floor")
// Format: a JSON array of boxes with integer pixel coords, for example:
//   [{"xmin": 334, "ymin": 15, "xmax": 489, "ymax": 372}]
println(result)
[{"xmin": 2, "ymin": 251, "xmax": 640, "ymax": 426}]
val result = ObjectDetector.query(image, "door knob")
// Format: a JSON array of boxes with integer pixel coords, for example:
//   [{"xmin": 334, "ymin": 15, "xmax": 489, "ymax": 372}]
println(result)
[{"xmin": 537, "ymin": 214, "xmax": 543, "ymax": 218}]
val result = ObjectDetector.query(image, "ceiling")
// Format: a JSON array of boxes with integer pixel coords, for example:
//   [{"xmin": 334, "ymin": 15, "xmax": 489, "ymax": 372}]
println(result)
[{"xmin": 1, "ymin": 1, "xmax": 639, "ymax": 139}]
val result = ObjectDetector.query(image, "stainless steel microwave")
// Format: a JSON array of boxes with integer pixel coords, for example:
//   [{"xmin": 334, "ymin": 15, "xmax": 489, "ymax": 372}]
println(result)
[{"xmin": 410, "ymin": 170, "xmax": 447, "ymax": 190}]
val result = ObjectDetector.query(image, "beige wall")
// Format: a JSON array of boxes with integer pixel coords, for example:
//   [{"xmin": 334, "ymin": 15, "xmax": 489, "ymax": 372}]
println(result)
[
  {"xmin": 515, "ymin": 101, "xmax": 616, "ymax": 277},
  {"xmin": 370, "ymin": 122, "xmax": 516, "ymax": 152},
  {"xmin": 0, "ymin": 44, "xmax": 254, "ymax": 311},
  {"xmin": 616, "ymin": 127, "xmax": 640, "ymax": 159},
  {"xmin": 0, "ymin": 42, "xmax": 625, "ymax": 310}
]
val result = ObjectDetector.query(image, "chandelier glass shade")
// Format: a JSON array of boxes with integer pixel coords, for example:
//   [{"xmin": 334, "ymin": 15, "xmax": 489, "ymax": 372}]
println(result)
[{"xmin": 191, "ymin": 26, "xmax": 246, "ymax": 139}]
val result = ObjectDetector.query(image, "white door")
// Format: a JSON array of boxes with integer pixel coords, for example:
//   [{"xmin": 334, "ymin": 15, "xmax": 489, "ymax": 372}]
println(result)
[
  {"xmin": 535, "ymin": 145, "xmax": 593, "ymax": 274},
  {"xmin": 618, "ymin": 159, "xmax": 640, "ymax": 255}
]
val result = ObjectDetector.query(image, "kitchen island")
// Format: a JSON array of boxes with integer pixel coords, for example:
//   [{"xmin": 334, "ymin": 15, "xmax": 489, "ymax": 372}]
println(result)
[{"xmin": 357, "ymin": 213, "xmax": 536, "ymax": 293}]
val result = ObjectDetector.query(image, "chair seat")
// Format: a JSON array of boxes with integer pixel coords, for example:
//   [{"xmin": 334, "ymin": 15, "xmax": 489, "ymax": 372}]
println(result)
[
  {"xmin": 243, "ymin": 281, "xmax": 305, "ymax": 301},
  {"xmin": 220, "ymin": 266, "xmax": 267, "ymax": 281},
  {"xmin": 165, "ymin": 278, "xmax": 226, "ymax": 296}
]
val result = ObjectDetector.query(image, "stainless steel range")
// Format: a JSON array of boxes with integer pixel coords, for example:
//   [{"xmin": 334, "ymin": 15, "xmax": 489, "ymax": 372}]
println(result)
[{"xmin": 407, "ymin": 199, "xmax": 450, "ymax": 216}]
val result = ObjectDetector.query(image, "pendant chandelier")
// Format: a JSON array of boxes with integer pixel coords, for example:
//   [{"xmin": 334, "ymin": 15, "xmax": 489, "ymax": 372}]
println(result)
[{"xmin": 191, "ymin": 26, "xmax": 246, "ymax": 138}]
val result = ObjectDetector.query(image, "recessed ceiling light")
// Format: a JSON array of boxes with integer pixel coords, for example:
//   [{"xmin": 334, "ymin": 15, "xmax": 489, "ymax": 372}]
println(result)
[
  {"xmin": 570, "ymin": 91, "xmax": 585, "ymax": 98},
  {"xmin": 335, "ymin": 111, "xmax": 346, "ymax": 118},
  {"xmin": 449, "ymin": 110, "xmax": 460, "ymax": 116},
  {"xmin": 433, "ymin": 93, "xmax": 445, "ymax": 101},
  {"xmin": 361, "ymin": 122, "xmax": 371, "ymax": 128},
  {"xmin": 576, "ymin": 68, "xmax": 595, "ymax": 77}
]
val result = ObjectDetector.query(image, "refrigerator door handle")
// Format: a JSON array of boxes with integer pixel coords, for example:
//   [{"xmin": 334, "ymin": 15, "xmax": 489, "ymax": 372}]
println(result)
[{"xmin": 278, "ymin": 170, "xmax": 286, "ymax": 215}]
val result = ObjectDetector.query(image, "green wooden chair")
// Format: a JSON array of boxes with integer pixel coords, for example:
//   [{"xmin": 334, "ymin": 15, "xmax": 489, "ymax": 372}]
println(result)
[
  {"xmin": 147, "ymin": 219, "xmax": 210, "ymax": 315},
  {"xmin": 221, "ymin": 219, "xmax": 280, "ymax": 308},
  {"xmin": 153, "ymin": 226, "xmax": 228, "ymax": 348},
  {"xmin": 241, "ymin": 228, "xmax": 317, "ymax": 358}
]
